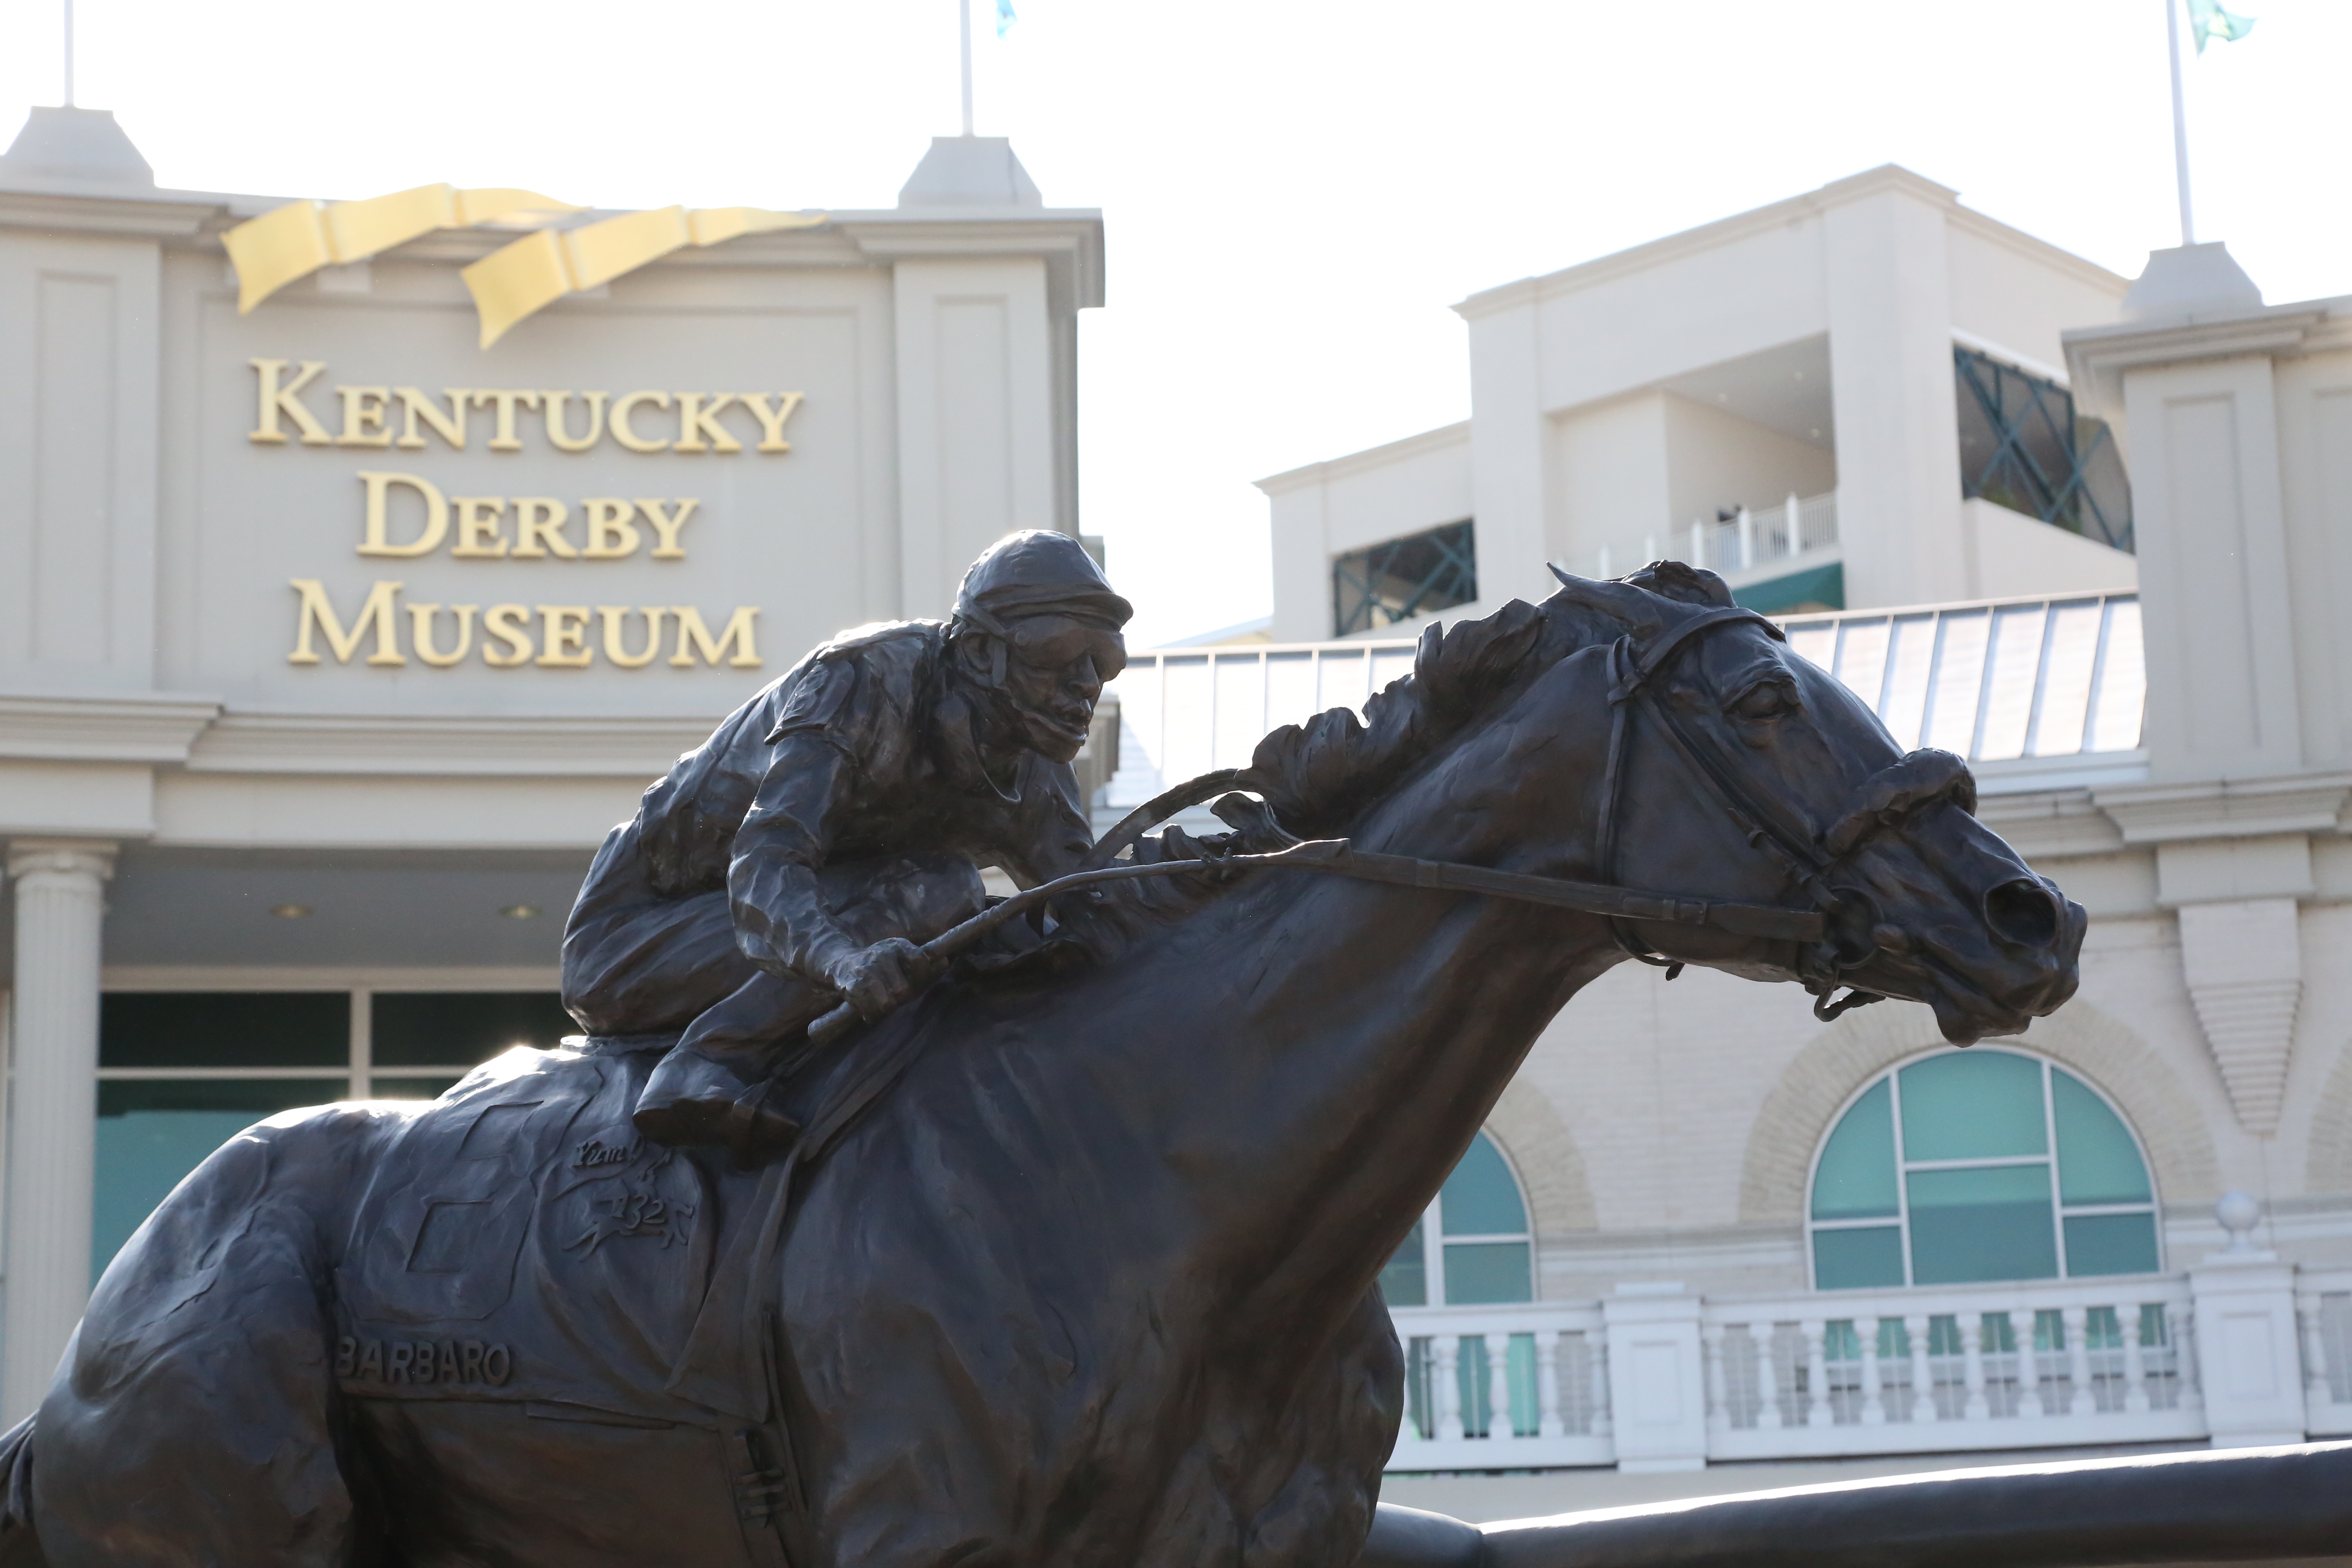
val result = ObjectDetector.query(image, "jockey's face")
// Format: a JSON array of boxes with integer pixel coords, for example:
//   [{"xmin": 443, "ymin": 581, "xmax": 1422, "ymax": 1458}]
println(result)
[{"xmin": 989, "ymin": 615, "xmax": 1126, "ymax": 763}]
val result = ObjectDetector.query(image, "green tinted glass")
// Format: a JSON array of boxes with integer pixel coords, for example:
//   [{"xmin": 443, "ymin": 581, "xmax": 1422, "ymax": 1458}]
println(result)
[
  {"xmin": 95, "ymin": 1078, "xmax": 339, "ymax": 1285},
  {"xmin": 1379, "ymin": 1220, "xmax": 1428, "ymax": 1307},
  {"xmin": 1443, "ymin": 1241, "xmax": 1533, "ymax": 1305},
  {"xmin": 2052, "ymin": 1070, "xmax": 2152, "ymax": 1205},
  {"xmin": 371, "ymin": 992, "xmax": 576, "ymax": 1068},
  {"xmin": 1813, "ymin": 1225, "xmax": 1904, "ymax": 1289},
  {"xmin": 1813, "ymin": 1079, "xmax": 1898, "ymax": 1219},
  {"xmin": 1907, "ymin": 1164, "xmax": 2056, "ymax": 1283},
  {"xmin": 100, "ymin": 992, "xmax": 346, "ymax": 1069},
  {"xmin": 1439, "ymin": 1133, "xmax": 1527, "ymax": 1237},
  {"xmin": 1899, "ymin": 1050, "xmax": 2047, "ymax": 1161},
  {"xmin": 2063, "ymin": 1212, "xmax": 2161, "ymax": 1276}
]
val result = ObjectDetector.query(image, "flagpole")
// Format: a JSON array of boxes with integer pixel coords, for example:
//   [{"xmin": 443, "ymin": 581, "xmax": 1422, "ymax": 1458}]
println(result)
[
  {"xmin": 2166, "ymin": 0, "xmax": 2195, "ymax": 245},
  {"xmin": 62, "ymin": 0, "xmax": 74, "ymax": 108},
  {"xmin": 959, "ymin": 0, "xmax": 975, "ymax": 136}
]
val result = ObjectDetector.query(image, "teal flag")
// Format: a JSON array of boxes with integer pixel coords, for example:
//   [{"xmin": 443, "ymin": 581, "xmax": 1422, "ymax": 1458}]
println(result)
[
  {"xmin": 2187, "ymin": 0, "xmax": 2255, "ymax": 53},
  {"xmin": 996, "ymin": 0, "xmax": 1015, "ymax": 36}
]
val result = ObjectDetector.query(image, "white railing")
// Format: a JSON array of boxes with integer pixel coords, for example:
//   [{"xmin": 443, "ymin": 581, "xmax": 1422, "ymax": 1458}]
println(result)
[
  {"xmin": 1386, "ymin": 1274, "xmax": 2223, "ymax": 1474},
  {"xmin": 1105, "ymin": 589, "xmax": 2149, "ymax": 822},
  {"xmin": 1587, "ymin": 491, "xmax": 1839, "ymax": 582},
  {"xmin": 1699, "ymin": 1276, "xmax": 2201, "ymax": 1461},
  {"xmin": 1388, "ymin": 1303, "xmax": 1615, "ymax": 1472},
  {"xmin": 2297, "ymin": 1270, "xmax": 2352, "ymax": 1436},
  {"xmin": 1782, "ymin": 592, "xmax": 2144, "ymax": 762}
]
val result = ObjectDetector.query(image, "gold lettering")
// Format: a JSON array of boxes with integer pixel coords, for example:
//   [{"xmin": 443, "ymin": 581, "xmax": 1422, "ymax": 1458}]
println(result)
[
  {"xmin": 600, "ymin": 606, "xmax": 667, "ymax": 668},
  {"xmin": 451, "ymin": 497, "xmax": 509, "ymax": 558},
  {"xmin": 637, "ymin": 498, "xmax": 698, "ymax": 559},
  {"xmin": 581, "ymin": 499, "xmax": 641, "ymax": 559},
  {"xmin": 408, "ymin": 603, "xmax": 475, "ymax": 667},
  {"xmin": 470, "ymin": 388, "xmax": 543, "ymax": 451},
  {"xmin": 482, "ymin": 604, "xmax": 534, "ymax": 666},
  {"xmin": 336, "ymin": 385, "xmax": 393, "ymax": 448},
  {"xmin": 610, "ymin": 390, "xmax": 671, "ymax": 452},
  {"xmin": 536, "ymin": 605, "xmax": 592, "ymax": 667},
  {"xmin": 394, "ymin": 387, "xmax": 470, "ymax": 450},
  {"xmin": 673, "ymin": 392, "xmax": 741, "ymax": 454},
  {"xmin": 740, "ymin": 391, "xmax": 804, "ymax": 454},
  {"xmin": 670, "ymin": 605, "xmax": 762, "ymax": 668},
  {"xmin": 510, "ymin": 498, "xmax": 575, "ymax": 559},
  {"xmin": 288, "ymin": 578, "xmax": 406, "ymax": 666},
  {"xmin": 356, "ymin": 471, "xmax": 451, "ymax": 557},
  {"xmin": 249, "ymin": 359, "xmax": 332, "ymax": 445},
  {"xmin": 543, "ymin": 390, "xmax": 607, "ymax": 453}
]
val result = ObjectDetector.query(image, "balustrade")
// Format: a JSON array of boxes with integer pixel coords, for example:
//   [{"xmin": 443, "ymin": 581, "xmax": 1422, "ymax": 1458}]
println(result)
[{"xmin": 1388, "ymin": 1276, "xmax": 2217, "ymax": 1474}]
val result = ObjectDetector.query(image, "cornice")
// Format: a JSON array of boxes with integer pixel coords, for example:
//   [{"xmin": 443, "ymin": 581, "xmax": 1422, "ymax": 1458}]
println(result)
[
  {"xmin": 183, "ymin": 712, "xmax": 710, "ymax": 778},
  {"xmin": 1254, "ymin": 421, "xmax": 1472, "ymax": 496},
  {"xmin": 0, "ymin": 693, "xmax": 222, "ymax": 762},
  {"xmin": 2064, "ymin": 301, "xmax": 2348, "ymax": 419},
  {"xmin": 1455, "ymin": 165, "xmax": 1972, "ymax": 321},
  {"xmin": 0, "ymin": 185, "xmax": 227, "ymax": 238},
  {"xmin": 833, "ymin": 212, "xmax": 1106, "ymax": 310},
  {"xmin": 2092, "ymin": 773, "xmax": 2352, "ymax": 844}
]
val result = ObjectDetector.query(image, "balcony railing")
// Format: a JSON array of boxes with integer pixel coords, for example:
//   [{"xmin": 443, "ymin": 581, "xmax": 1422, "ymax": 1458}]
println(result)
[
  {"xmin": 1581, "ymin": 491, "xmax": 1840, "ymax": 582},
  {"xmin": 1106, "ymin": 590, "xmax": 2147, "ymax": 820},
  {"xmin": 1388, "ymin": 1273, "xmax": 2230, "ymax": 1473}
]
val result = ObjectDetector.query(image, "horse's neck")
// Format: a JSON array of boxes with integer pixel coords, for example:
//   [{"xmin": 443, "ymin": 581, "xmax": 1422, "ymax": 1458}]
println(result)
[{"xmin": 1107, "ymin": 652, "xmax": 1620, "ymax": 1307}]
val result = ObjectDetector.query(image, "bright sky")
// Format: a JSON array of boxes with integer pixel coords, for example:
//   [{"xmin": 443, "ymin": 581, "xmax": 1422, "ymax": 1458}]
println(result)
[{"xmin": 4, "ymin": 0, "xmax": 2344, "ymax": 645}]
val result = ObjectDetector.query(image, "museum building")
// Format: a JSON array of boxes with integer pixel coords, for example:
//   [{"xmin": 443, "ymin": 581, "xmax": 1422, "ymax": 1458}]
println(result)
[
  {"xmin": 9, "ymin": 101, "xmax": 2352, "ymax": 1514},
  {"xmin": 0, "ymin": 104, "xmax": 1104, "ymax": 1422}
]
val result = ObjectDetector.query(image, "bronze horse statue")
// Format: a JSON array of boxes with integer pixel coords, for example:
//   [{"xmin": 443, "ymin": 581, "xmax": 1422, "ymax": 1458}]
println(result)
[{"xmin": 1, "ymin": 566, "xmax": 2085, "ymax": 1567}]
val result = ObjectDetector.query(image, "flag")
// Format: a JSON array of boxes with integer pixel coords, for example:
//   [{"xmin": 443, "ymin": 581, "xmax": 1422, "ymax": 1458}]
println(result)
[
  {"xmin": 996, "ymin": 0, "xmax": 1016, "ymax": 36},
  {"xmin": 2187, "ymin": 0, "xmax": 2255, "ymax": 53}
]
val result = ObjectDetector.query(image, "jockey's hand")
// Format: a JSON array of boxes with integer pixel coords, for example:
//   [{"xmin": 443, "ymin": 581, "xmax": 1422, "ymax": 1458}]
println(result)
[{"xmin": 826, "ymin": 938, "xmax": 938, "ymax": 1021}]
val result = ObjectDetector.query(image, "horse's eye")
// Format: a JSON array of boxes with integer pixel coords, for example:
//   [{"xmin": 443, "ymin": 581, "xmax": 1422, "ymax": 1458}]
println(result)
[{"xmin": 1731, "ymin": 683, "xmax": 1796, "ymax": 720}]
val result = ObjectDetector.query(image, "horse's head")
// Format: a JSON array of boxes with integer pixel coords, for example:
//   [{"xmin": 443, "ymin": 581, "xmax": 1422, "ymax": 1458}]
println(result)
[{"xmin": 1543, "ymin": 564, "xmax": 2082, "ymax": 1044}]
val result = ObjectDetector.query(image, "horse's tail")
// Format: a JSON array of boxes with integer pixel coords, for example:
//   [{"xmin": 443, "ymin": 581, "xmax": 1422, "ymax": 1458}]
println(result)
[{"xmin": 0, "ymin": 1414, "xmax": 46, "ymax": 1568}]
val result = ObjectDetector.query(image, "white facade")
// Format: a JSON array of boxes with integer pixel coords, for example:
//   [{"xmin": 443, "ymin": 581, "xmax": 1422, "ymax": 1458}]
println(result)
[
  {"xmin": 0, "ymin": 107, "xmax": 1103, "ymax": 1421},
  {"xmin": 1262, "ymin": 166, "xmax": 2143, "ymax": 644},
  {"xmin": 1167, "ymin": 196, "xmax": 2352, "ymax": 1514}
]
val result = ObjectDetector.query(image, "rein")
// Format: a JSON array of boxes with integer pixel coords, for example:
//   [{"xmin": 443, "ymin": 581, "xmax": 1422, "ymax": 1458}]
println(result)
[{"xmin": 806, "ymin": 601, "xmax": 1976, "ymax": 1047}]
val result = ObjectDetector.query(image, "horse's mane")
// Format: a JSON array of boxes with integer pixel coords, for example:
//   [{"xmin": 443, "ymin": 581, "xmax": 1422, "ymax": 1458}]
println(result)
[{"xmin": 1033, "ymin": 561, "xmax": 1730, "ymax": 966}]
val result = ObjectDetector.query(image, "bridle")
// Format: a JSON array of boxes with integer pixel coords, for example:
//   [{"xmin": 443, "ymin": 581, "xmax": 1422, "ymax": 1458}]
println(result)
[
  {"xmin": 809, "ymin": 600, "xmax": 1979, "ymax": 1046},
  {"xmin": 1592, "ymin": 603, "xmax": 1977, "ymax": 1020}
]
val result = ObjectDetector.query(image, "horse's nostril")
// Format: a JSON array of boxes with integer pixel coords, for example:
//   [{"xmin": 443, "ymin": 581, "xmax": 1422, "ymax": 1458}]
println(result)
[{"xmin": 1986, "ymin": 879, "xmax": 2060, "ymax": 948}]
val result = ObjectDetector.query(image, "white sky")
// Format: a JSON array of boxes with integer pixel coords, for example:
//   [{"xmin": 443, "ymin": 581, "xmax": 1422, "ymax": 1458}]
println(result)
[{"xmin": 4, "ymin": 0, "xmax": 2344, "ymax": 645}]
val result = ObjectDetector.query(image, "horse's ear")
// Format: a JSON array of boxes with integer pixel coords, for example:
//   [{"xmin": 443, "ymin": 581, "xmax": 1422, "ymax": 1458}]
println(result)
[{"xmin": 1546, "ymin": 565, "xmax": 1664, "ymax": 636}]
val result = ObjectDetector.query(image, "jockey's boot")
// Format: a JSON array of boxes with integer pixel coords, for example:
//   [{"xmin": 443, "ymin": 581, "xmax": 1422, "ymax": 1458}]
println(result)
[
  {"xmin": 633, "ymin": 969, "xmax": 815, "ymax": 1158},
  {"xmin": 632, "ymin": 1046, "xmax": 801, "ymax": 1161}
]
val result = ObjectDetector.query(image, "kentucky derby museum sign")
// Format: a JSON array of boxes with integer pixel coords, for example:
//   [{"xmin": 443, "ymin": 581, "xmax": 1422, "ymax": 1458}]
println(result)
[{"xmin": 0, "ymin": 106, "xmax": 1100, "ymax": 1422}]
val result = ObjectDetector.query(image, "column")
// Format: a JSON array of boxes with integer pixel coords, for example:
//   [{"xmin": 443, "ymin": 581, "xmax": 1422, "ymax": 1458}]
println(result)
[{"xmin": 3, "ymin": 839, "xmax": 114, "ymax": 1424}]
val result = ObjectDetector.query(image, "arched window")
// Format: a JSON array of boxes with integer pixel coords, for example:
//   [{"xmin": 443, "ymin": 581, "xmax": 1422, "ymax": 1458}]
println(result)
[
  {"xmin": 1378, "ymin": 1130, "xmax": 1535, "ymax": 1306},
  {"xmin": 1809, "ymin": 1049, "xmax": 2160, "ymax": 1290}
]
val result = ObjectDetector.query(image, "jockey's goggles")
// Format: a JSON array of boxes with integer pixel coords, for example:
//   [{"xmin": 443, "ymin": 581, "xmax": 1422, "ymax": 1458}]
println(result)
[{"xmin": 1006, "ymin": 615, "xmax": 1127, "ymax": 682}]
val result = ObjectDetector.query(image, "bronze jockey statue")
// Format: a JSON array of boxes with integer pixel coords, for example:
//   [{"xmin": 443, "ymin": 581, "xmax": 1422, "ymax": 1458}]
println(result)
[{"xmin": 561, "ymin": 530, "xmax": 1130, "ymax": 1154}]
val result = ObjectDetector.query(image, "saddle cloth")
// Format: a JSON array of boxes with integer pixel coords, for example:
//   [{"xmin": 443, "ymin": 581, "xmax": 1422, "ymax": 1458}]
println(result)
[{"xmin": 332, "ymin": 1043, "xmax": 773, "ymax": 1430}]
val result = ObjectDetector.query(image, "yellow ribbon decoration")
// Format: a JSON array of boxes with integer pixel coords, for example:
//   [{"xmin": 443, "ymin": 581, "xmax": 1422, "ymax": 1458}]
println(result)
[
  {"xmin": 223, "ymin": 183, "xmax": 581, "ymax": 313},
  {"xmin": 461, "ymin": 206, "xmax": 826, "ymax": 349}
]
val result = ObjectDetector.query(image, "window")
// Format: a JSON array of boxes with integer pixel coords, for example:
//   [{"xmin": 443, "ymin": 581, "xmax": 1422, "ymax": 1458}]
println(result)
[
  {"xmin": 1809, "ymin": 1049, "xmax": 2159, "ymax": 1290},
  {"xmin": 94, "ymin": 987, "xmax": 576, "ymax": 1282},
  {"xmin": 1332, "ymin": 520, "xmax": 1477, "ymax": 637},
  {"xmin": 1378, "ymin": 1130, "xmax": 1535, "ymax": 1307},
  {"xmin": 1953, "ymin": 346, "xmax": 2134, "ymax": 552}
]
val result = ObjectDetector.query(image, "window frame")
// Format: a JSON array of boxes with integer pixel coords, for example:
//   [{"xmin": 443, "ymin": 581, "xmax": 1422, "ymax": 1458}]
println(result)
[
  {"xmin": 97, "ymin": 966, "xmax": 565, "ymax": 1100},
  {"xmin": 1393, "ymin": 1128, "xmax": 1539, "ymax": 1308},
  {"xmin": 1804, "ymin": 1047, "xmax": 2163, "ymax": 1291}
]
